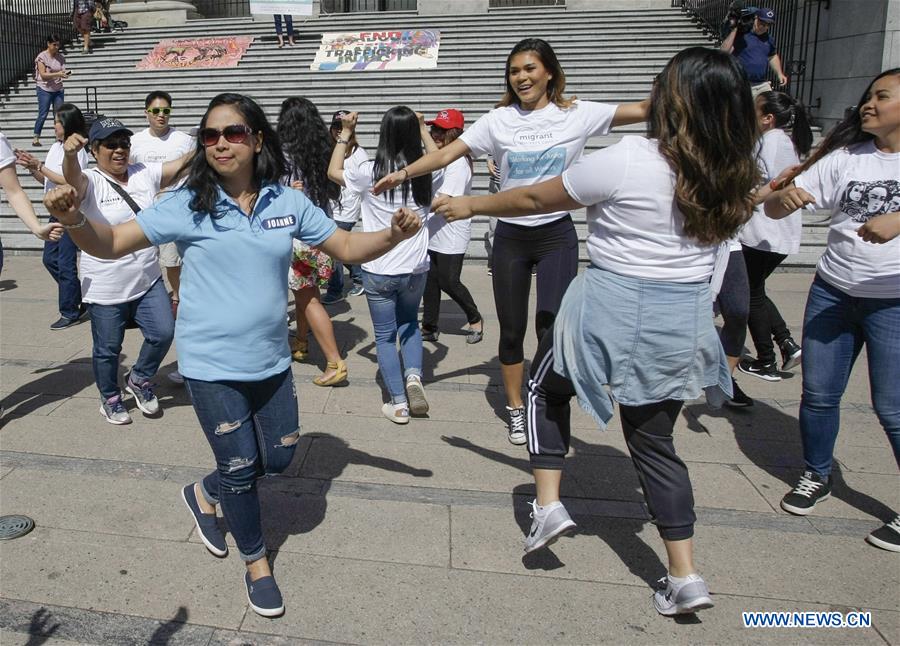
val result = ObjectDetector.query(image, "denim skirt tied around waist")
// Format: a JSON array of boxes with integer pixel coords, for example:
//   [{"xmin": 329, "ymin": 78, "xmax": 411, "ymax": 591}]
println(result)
[{"xmin": 552, "ymin": 265, "xmax": 732, "ymax": 428}]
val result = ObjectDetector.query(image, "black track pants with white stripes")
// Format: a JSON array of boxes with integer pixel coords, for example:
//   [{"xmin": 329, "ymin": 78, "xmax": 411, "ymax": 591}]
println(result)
[{"xmin": 527, "ymin": 325, "xmax": 696, "ymax": 540}]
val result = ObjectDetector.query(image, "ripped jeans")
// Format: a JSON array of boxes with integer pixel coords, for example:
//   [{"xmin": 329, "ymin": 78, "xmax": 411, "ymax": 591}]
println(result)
[{"xmin": 185, "ymin": 368, "xmax": 300, "ymax": 561}]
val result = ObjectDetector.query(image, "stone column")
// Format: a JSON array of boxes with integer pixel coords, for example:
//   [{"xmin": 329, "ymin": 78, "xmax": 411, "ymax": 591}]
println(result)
[
  {"xmin": 417, "ymin": 0, "xmax": 488, "ymax": 15},
  {"xmin": 113, "ymin": 0, "xmax": 201, "ymax": 28}
]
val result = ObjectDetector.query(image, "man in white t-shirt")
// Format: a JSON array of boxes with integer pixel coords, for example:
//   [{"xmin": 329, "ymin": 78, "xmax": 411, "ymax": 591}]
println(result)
[{"xmin": 130, "ymin": 90, "xmax": 195, "ymax": 317}]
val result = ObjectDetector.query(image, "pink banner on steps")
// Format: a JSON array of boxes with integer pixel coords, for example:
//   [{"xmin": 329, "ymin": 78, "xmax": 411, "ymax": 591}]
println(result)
[{"xmin": 136, "ymin": 36, "xmax": 254, "ymax": 70}]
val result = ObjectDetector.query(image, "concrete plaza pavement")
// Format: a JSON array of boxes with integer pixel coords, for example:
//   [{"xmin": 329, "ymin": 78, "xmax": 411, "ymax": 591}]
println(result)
[{"xmin": 0, "ymin": 256, "xmax": 897, "ymax": 645}]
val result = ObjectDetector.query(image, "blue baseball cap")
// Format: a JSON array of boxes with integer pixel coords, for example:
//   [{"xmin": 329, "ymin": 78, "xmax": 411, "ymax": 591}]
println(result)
[
  {"xmin": 89, "ymin": 116, "xmax": 133, "ymax": 142},
  {"xmin": 756, "ymin": 7, "xmax": 776, "ymax": 23}
]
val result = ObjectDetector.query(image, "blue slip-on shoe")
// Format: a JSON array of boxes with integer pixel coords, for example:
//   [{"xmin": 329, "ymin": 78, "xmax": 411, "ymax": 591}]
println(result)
[
  {"xmin": 181, "ymin": 484, "xmax": 228, "ymax": 557},
  {"xmin": 244, "ymin": 572, "xmax": 285, "ymax": 617}
]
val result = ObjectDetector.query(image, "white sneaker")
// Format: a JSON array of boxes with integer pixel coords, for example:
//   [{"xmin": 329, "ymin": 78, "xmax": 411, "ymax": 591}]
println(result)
[
  {"xmin": 381, "ymin": 402, "xmax": 410, "ymax": 425},
  {"xmin": 524, "ymin": 499, "xmax": 576, "ymax": 553},
  {"xmin": 405, "ymin": 376, "xmax": 429, "ymax": 415},
  {"xmin": 653, "ymin": 573, "xmax": 714, "ymax": 616}
]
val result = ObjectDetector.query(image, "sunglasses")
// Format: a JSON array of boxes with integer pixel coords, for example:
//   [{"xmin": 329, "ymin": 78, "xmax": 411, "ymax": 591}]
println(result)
[
  {"xmin": 199, "ymin": 124, "xmax": 254, "ymax": 147},
  {"xmin": 100, "ymin": 138, "xmax": 131, "ymax": 150},
  {"xmin": 146, "ymin": 107, "xmax": 172, "ymax": 116}
]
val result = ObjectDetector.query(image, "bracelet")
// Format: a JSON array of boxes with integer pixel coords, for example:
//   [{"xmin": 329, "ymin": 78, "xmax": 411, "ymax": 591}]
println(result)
[
  {"xmin": 335, "ymin": 137, "xmax": 349, "ymax": 145},
  {"xmin": 63, "ymin": 214, "xmax": 87, "ymax": 229},
  {"xmin": 769, "ymin": 178, "xmax": 781, "ymax": 191},
  {"xmin": 399, "ymin": 168, "xmax": 409, "ymax": 181}
]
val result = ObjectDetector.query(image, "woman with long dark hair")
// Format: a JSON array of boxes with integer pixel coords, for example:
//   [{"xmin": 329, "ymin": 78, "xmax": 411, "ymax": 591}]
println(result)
[
  {"xmin": 434, "ymin": 47, "xmax": 761, "ymax": 615},
  {"xmin": 329, "ymin": 106, "xmax": 436, "ymax": 424},
  {"xmin": 278, "ymin": 97, "xmax": 347, "ymax": 386},
  {"xmin": 43, "ymin": 92, "xmax": 422, "ymax": 615},
  {"xmin": 374, "ymin": 37, "xmax": 648, "ymax": 444},
  {"xmin": 766, "ymin": 69, "xmax": 900, "ymax": 552},
  {"xmin": 738, "ymin": 91, "xmax": 813, "ymax": 382},
  {"xmin": 17, "ymin": 102, "xmax": 89, "ymax": 329}
]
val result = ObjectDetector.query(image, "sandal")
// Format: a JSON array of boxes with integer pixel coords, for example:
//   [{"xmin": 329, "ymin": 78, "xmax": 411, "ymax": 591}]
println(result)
[
  {"xmin": 289, "ymin": 335, "xmax": 308, "ymax": 361},
  {"xmin": 313, "ymin": 360, "xmax": 348, "ymax": 387}
]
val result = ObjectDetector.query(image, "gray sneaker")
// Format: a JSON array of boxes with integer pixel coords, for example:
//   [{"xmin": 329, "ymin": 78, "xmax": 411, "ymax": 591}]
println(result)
[
  {"xmin": 524, "ymin": 499, "xmax": 577, "ymax": 553},
  {"xmin": 348, "ymin": 283, "xmax": 365, "ymax": 297},
  {"xmin": 125, "ymin": 373, "xmax": 160, "ymax": 415},
  {"xmin": 100, "ymin": 394, "xmax": 132, "ymax": 425},
  {"xmin": 653, "ymin": 573, "xmax": 714, "ymax": 616}
]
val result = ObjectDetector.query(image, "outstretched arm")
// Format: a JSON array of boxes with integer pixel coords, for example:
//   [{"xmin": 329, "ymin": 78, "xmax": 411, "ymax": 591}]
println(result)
[
  {"xmin": 0, "ymin": 164, "xmax": 62, "ymax": 241},
  {"xmin": 43, "ymin": 184, "xmax": 151, "ymax": 257},
  {"xmin": 62, "ymin": 133, "xmax": 90, "ymax": 200},
  {"xmin": 611, "ymin": 98, "xmax": 650, "ymax": 127},
  {"xmin": 160, "ymin": 150, "xmax": 195, "ymax": 189},
  {"xmin": 316, "ymin": 206, "xmax": 422, "ymax": 264},
  {"xmin": 372, "ymin": 138, "xmax": 469, "ymax": 195},
  {"xmin": 432, "ymin": 176, "xmax": 581, "ymax": 221}
]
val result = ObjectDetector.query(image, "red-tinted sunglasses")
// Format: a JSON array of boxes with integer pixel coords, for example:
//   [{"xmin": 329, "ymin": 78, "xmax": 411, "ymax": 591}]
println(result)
[{"xmin": 199, "ymin": 124, "xmax": 254, "ymax": 147}]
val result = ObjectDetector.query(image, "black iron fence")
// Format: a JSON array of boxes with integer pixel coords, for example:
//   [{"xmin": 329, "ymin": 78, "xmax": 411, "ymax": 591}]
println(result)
[
  {"xmin": 0, "ymin": 0, "xmax": 76, "ymax": 95},
  {"xmin": 191, "ymin": 0, "xmax": 416, "ymax": 17},
  {"xmin": 672, "ymin": 0, "xmax": 825, "ymax": 114},
  {"xmin": 489, "ymin": 0, "xmax": 565, "ymax": 6}
]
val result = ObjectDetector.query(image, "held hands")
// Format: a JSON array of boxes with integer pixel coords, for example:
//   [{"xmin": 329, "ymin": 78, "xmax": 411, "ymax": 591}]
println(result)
[
  {"xmin": 416, "ymin": 111, "xmax": 427, "ymax": 130},
  {"xmin": 290, "ymin": 179, "xmax": 304, "ymax": 191},
  {"xmin": 770, "ymin": 164, "xmax": 802, "ymax": 191},
  {"xmin": 14, "ymin": 149, "xmax": 41, "ymax": 173},
  {"xmin": 431, "ymin": 194, "xmax": 474, "ymax": 222},
  {"xmin": 778, "ymin": 186, "xmax": 815, "ymax": 214},
  {"xmin": 43, "ymin": 184, "xmax": 83, "ymax": 225},
  {"xmin": 37, "ymin": 222, "xmax": 64, "ymax": 242},
  {"xmin": 63, "ymin": 133, "xmax": 88, "ymax": 156},
  {"xmin": 857, "ymin": 212, "xmax": 900, "ymax": 244},
  {"xmin": 389, "ymin": 207, "xmax": 421, "ymax": 242}
]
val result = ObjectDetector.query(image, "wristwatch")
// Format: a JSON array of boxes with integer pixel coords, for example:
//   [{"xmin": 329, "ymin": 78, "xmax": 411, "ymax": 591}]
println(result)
[{"xmin": 335, "ymin": 137, "xmax": 349, "ymax": 145}]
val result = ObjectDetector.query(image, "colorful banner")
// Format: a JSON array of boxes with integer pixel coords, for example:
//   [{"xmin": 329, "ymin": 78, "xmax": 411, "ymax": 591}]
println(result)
[
  {"xmin": 311, "ymin": 30, "xmax": 441, "ymax": 72},
  {"xmin": 250, "ymin": 0, "xmax": 313, "ymax": 15},
  {"xmin": 136, "ymin": 36, "xmax": 254, "ymax": 70}
]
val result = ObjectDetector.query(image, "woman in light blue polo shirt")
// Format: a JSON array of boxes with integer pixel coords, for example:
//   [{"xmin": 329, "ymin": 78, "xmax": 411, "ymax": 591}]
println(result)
[{"xmin": 42, "ymin": 93, "xmax": 422, "ymax": 618}]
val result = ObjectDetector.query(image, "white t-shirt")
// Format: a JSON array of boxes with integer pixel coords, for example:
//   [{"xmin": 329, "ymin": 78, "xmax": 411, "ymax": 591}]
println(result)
[
  {"xmin": 427, "ymin": 156, "xmax": 473, "ymax": 255},
  {"xmin": 460, "ymin": 99, "xmax": 616, "ymax": 227},
  {"xmin": 331, "ymin": 145, "xmax": 368, "ymax": 224},
  {"xmin": 343, "ymin": 158, "xmax": 430, "ymax": 275},
  {"xmin": 794, "ymin": 140, "xmax": 900, "ymax": 298},
  {"xmin": 562, "ymin": 136, "xmax": 718, "ymax": 282},
  {"xmin": 43, "ymin": 142, "xmax": 89, "ymax": 192},
  {"xmin": 740, "ymin": 128, "xmax": 802, "ymax": 254},
  {"xmin": 0, "ymin": 133, "xmax": 14, "ymax": 170},
  {"xmin": 79, "ymin": 164, "xmax": 164, "ymax": 304},
  {"xmin": 129, "ymin": 127, "xmax": 194, "ymax": 165}
]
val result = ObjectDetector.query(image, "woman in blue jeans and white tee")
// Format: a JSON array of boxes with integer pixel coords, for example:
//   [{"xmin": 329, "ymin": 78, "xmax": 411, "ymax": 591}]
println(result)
[
  {"xmin": 766, "ymin": 68, "xmax": 900, "ymax": 552},
  {"xmin": 329, "ymin": 107, "xmax": 438, "ymax": 424},
  {"xmin": 44, "ymin": 93, "xmax": 422, "ymax": 616}
]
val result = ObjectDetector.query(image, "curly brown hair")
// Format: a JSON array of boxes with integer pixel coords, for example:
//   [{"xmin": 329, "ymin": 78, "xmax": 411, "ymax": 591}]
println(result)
[{"xmin": 649, "ymin": 47, "xmax": 760, "ymax": 245}]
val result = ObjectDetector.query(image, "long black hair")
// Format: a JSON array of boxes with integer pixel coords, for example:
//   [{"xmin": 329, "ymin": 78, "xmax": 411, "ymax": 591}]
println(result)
[
  {"xmin": 757, "ymin": 91, "xmax": 813, "ymax": 156},
  {"xmin": 277, "ymin": 97, "xmax": 340, "ymax": 210},
  {"xmin": 649, "ymin": 46, "xmax": 760, "ymax": 245},
  {"xmin": 55, "ymin": 103, "xmax": 87, "ymax": 139},
  {"xmin": 497, "ymin": 38, "xmax": 574, "ymax": 109},
  {"xmin": 184, "ymin": 93, "xmax": 284, "ymax": 219},
  {"xmin": 372, "ymin": 106, "xmax": 431, "ymax": 208},
  {"xmin": 798, "ymin": 68, "xmax": 900, "ymax": 173}
]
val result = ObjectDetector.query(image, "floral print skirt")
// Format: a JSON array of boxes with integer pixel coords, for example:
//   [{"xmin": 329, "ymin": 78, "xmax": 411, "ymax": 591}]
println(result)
[{"xmin": 288, "ymin": 239, "xmax": 333, "ymax": 291}]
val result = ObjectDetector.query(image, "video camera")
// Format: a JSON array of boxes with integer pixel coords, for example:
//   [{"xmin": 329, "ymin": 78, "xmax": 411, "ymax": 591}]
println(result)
[{"xmin": 721, "ymin": 2, "xmax": 758, "ymax": 39}]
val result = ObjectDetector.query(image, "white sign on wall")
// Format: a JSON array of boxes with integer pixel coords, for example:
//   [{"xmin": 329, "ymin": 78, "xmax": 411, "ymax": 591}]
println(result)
[{"xmin": 249, "ymin": 0, "xmax": 313, "ymax": 15}]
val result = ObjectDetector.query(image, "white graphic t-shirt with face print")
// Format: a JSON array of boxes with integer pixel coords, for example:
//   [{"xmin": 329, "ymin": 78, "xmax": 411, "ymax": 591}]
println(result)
[{"xmin": 795, "ymin": 140, "xmax": 900, "ymax": 298}]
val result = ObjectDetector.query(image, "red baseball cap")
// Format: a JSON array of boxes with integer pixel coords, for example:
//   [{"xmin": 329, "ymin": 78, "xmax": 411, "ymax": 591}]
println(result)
[{"xmin": 426, "ymin": 109, "xmax": 464, "ymax": 130}]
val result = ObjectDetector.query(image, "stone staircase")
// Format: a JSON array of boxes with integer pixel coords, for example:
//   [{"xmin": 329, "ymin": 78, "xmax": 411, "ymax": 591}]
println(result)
[{"xmin": 0, "ymin": 6, "xmax": 827, "ymax": 268}]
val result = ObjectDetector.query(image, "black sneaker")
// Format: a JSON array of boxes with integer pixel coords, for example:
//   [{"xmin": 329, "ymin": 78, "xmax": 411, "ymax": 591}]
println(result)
[
  {"xmin": 506, "ymin": 406, "xmax": 526, "ymax": 445},
  {"xmin": 738, "ymin": 358, "xmax": 782, "ymax": 382},
  {"xmin": 779, "ymin": 338, "xmax": 802, "ymax": 372},
  {"xmin": 49, "ymin": 316, "xmax": 79, "ymax": 330},
  {"xmin": 725, "ymin": 378, "xmax": 753, "ymax": 407},
  {"xmin": 781, "ymin": 470, "xmax": 832, "ymax": 515},
  {"xmin": 866, "ymin": 515, "xmax": 900, "ymax": 552},
  {"xmin": 421, "ymin": 328, "xmax": 439, "ymax": 343}
]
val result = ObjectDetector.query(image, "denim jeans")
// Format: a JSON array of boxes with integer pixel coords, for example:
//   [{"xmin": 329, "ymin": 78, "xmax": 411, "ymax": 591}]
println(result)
[
  {"xmin": 273, "ymin": 14, "xmax": 293, "ymax": 36},
  {"xmin": 43, "ymin": 218, "xmax": 82, "ymax": 319},
  {"xmin": 326, "ymin": 220, "xmax": 362, "ymax": 297},
  {"xmin": 34, "ymin": 87, "xmax": 64, "ymax": 137},
  {"xmin": 361, "ymin": 270, "xmax": 426, "ymax": 404},
  {"xmin": 88, "ymin": 279, "xmax": 174, "ymax": 399},
  {"xmin": 185, "ymin": 368, "xmax": 300, "ymax": 562},
  {"xmin": 800, "ymin": 275, "xmax": 900, "ymax": 476}
]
